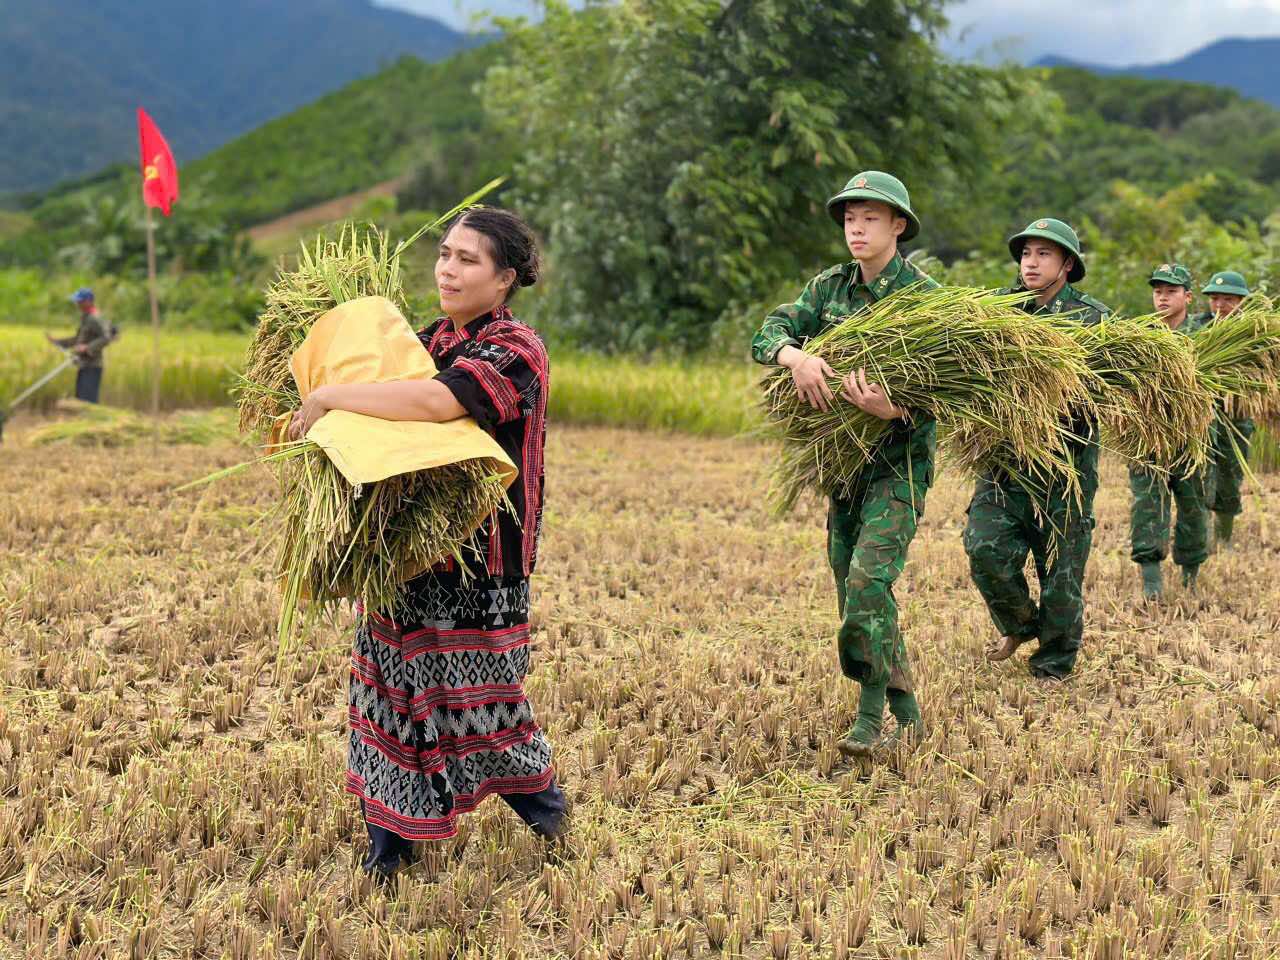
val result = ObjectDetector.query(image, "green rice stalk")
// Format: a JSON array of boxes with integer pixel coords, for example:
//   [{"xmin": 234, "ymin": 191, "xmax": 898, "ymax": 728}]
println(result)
[
  {"xmin": 232, "ymin": 181, "xmax": 509, "ymax": 644},
  {"xmin": 1066, "ymin": 314, "xmax": 1215, "ymax": 472},
  {"xmin": 762, "ymin": 286, "xmax": 1093, "ymax": 511}
]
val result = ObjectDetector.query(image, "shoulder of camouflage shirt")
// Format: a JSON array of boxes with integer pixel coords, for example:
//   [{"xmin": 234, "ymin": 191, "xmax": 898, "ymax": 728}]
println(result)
[
  {"xmin": 812, "ymin": 261, "xmax": 854, "ymax": 287},
  {"xmin": 902, "ymin": 258, "xmax": 940, "ymax": 289},
  {"xmin": 1068, "ymin": 290, "xmax": 1110, "ymax": 320}
]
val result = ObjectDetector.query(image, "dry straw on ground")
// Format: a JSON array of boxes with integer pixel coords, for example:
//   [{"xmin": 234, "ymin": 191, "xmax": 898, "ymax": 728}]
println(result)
[{"xmin": 3, "ymin": 424, "xmax": 1278, "ymax": 958}]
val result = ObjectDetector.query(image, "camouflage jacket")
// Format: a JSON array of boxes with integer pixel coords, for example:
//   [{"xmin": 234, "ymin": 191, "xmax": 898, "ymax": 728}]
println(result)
[{"xmin": 752, "ymin": 253, "xmax": 939, "ymax": 493}]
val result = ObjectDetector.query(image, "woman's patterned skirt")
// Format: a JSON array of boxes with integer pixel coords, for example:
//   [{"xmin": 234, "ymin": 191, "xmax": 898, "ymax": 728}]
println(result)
[{"xmin": 346, "ymin": 572, "xmax": 554, "ymax": 840}]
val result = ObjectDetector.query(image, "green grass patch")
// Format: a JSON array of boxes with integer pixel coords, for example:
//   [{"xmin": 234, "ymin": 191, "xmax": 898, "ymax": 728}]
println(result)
[{"xmin": 2, "ymin": 323, "xmax": 765, "ymax": 437}]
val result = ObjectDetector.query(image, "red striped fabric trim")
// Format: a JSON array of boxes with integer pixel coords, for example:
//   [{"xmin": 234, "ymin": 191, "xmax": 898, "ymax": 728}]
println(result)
[
  {"xmin": 477, "ymin": 320, "xmax": 548, "ymax": 576},
  {"xmin": 400, "ymin": 622, "xmax": 531, "ymax": 657},
  {"xmin": 349, "ymin": 655, "xmax": 529, "ymax": 717},
  {"xmin": 346, "ymin": 765, "xmax": 555, "ymax": 841},
  {"xmin": 436, "ymin": 720, "xmax": 541, "ymax": 758},
  {"xmin": 349, "ymin": 707, "xmax": 541, "ymax": 761},
  {"xmin": 422, "ymin": 307, "xmax": 547, "ymax": 578},
  {"xmin": 408, "ymin": 683, "xmax": 529, "ymax": 717},
  {"xmin": 349, "ymin": 709, "xmax": 446, "ymax": 773},
  {"xmin": 350, "ymin": 657, "xmax": 411, "ymax": 715},
  {"xmin": 452, "ymin": 356, "xmax": 520, "ymax": 423}
]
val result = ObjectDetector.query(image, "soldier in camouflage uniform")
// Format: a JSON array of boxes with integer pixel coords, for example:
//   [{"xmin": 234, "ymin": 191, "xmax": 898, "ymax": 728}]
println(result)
[
  {"xmin": 1129, "ymin": 264, "xmax": 1213, "ymax": 599},
  {"xmin": 752, "ymin": 171, "xmax": 936, "ymax": 757},
  {"xmin": 1201, "ymin": 270, "xmax": 1255, "ymax": 548},
  {"xmin": 963, "ymin": 218, "xmax": 1110, "ymax": 680}
]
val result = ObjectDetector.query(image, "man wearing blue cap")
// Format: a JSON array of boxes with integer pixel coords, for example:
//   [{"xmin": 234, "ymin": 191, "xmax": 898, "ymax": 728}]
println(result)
[{"xmin": 46, "ymin": 288, "xmax": 112, "ymax": 403}]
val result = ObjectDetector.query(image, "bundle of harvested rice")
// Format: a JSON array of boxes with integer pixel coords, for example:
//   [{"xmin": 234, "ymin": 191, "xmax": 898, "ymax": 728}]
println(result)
[
  {"xmin": 1193, "ymin": 297, "xmax": 1280, "ymax": 424},
  {"xmin": 1067, "ymin": 315, "xmax": 1216, "ymax": 471},
  {"xmin": 231, "ymin": 184, "xmax": 514, "ymax": 640},
  {"xmin": 762, "ymin": 286, "xmax": 1093, "ymax": 510}
]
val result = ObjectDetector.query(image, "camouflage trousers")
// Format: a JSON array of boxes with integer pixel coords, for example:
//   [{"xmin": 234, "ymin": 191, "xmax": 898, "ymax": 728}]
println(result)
[
  {"xmin": 962, "ymin": 443, "xmax": 1099, "ymax": 679},
  {"xmin": 828, "ymin": 472, "xmax": 927, "ymax": 692},
  {"xmin": 1211, "ymin": 417, "xmax": 1255, "ymax": 516},
  {"xmin": 1128, "ymin": 464, "xmax": 1211, "ymax": 568}
]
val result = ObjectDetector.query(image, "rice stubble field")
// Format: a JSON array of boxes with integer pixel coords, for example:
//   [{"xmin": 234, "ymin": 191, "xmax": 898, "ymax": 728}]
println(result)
[{"xmin": 2, "ymin": 422, "xmax": 1279, "ymax": 958}]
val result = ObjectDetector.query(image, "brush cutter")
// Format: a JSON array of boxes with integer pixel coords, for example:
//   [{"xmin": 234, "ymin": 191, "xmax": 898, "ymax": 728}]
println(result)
[{"xmin": 0, "ymin": 347, "xmax": 76, "ymax": 440}]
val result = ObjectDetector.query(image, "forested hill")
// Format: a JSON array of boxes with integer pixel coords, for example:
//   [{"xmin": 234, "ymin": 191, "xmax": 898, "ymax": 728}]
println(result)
[
  {"xmin": 0, "ymin": 0, "xmax": 476, "ymax": 193},
  {"xmin": 1037, "ymin": 37, "xmax": 1280, "ymax": 109}
]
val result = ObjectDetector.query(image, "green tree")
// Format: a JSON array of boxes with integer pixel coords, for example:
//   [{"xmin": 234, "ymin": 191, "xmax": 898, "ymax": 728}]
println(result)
[{"xmin": 486, "ymin": 0, "xmax": 1043, "ymax": 351}]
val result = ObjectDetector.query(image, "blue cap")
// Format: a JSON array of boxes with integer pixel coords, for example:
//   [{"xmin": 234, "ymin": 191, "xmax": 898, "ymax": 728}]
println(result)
[{"xmin": 70, "ymin": 287, "xmax": 94, "ymax": 303}]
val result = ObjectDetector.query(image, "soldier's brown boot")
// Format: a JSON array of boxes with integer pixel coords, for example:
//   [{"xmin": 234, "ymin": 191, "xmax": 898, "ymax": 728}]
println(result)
[{"xmin": 985, "ymin": 634, "xmax": 1029, "ymax": 662}]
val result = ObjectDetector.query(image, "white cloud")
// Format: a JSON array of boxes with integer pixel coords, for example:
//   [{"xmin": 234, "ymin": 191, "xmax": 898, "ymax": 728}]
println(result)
[
  {"xmin": 375, "ymin": 0, "xmax": 549, "ymax": 32},
  {"xmin": 383, "ymin": 0, "xmax": 1280, "ymax": 65},
  {"xmin": 943, "ymin": 0, "xmax": 1280, "ymax": 65}
]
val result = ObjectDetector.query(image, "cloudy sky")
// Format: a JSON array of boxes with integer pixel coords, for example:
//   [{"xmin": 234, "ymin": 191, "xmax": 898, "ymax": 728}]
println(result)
[{"xmin": 384, "ymin": 0, "xmax": 1280, "ymax": 66}]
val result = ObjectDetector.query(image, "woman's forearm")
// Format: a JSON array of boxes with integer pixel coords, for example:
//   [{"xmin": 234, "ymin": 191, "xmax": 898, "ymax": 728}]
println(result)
[{"xmin": 316, "ymin": 381, "xmax": 467, "ymax": 423}]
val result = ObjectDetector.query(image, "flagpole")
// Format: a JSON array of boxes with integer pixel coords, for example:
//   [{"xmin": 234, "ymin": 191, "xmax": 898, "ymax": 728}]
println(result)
[{"xmin": 145, "ymin": 203, "xmax": 161, "ymax": 418}]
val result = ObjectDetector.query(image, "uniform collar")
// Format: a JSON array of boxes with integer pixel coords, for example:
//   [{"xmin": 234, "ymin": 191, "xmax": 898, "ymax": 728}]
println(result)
[
  {"xmin": 1010, "ymin": 280, "xmax": 1077, "ymax": 315},
  {"xmin": 851, "ymin": 252, "xmax": 906, "ymax": 300}
]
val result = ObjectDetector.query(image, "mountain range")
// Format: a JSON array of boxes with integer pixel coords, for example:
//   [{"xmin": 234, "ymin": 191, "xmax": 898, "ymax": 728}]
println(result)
[
  {"xmin": 0, "ymin": 0, "xmax": 475, "ymax": 193},
  {"xmin": 1038, "ymin": 37, "xmax": 1280, "ymax": 109}
]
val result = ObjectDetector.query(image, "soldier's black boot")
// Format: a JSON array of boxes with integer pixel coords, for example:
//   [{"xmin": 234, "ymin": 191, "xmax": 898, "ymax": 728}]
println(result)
[
  {"xmin": 887, "ymin": 688, "xmax": 924, "ymax": 746},
  {"xmin": 1181, "ymin": 564, "xmax": 1199, "ymax": 591},
  {"xmin": 1215, "ymin": 512, "xmax": 1235, "ymax": 549}
]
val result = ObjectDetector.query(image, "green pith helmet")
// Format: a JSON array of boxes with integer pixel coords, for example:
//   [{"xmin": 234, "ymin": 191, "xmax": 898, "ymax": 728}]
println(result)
[
  {"xmin": 1149, "ymin": 262, "xmax": 1193, "ymax": 289},
  {"xmin": 826, "ymin": 171, "xmax": 920, "ymax": 241},
  {"xmin": 1008, "ymin": 217, "xmax": 1086, "ymax": 282},
  {"xmin": 1202, "ymin": 270, "xmax": 1250, "ymax": 297}
]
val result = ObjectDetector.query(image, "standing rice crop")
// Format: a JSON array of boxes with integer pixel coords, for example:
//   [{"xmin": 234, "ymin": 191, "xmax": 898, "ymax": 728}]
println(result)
[
  {"xmin": 1067, "ymin": 315, "xmax": 1216, "ymax": 471},
  {"xmin": 231, "ymin": 183, "xmax": 510, "ymax": 641},
  {"xmin": 761, "ymin": 286, "xmax": 1093, "ymax": 511}
]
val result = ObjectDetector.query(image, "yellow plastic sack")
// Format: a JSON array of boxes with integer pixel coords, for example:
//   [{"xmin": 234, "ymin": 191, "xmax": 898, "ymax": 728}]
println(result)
[{"xmin": 286, "ymin": 295, "xmax": 517, "ymax": 490}]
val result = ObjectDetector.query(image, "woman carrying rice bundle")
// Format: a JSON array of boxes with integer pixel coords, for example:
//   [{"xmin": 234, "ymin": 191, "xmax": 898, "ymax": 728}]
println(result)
[
  {"xmin": 752, "ymin": 170, "xmax": 936, "ymax": 759},
  {"xmin": 1201, "ymin": 270, "xmax": 1256, "ymax": 548},
  {"xmin": 964, "ymin": 218, "xmax": 1111, "ymax": 681},
  {"xmin": 288, "ymin": 208, "xmax": 565, "ymax": 879},
  {"xmin": 1128, "ymin": 263, "xmax": 1215, "ymax": 599}
]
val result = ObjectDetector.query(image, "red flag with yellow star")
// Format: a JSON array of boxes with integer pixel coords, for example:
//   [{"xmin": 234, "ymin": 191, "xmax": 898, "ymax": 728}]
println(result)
[{"xmin": 137, "ymin": 107, "xmax": 179, "ymax": 216}]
